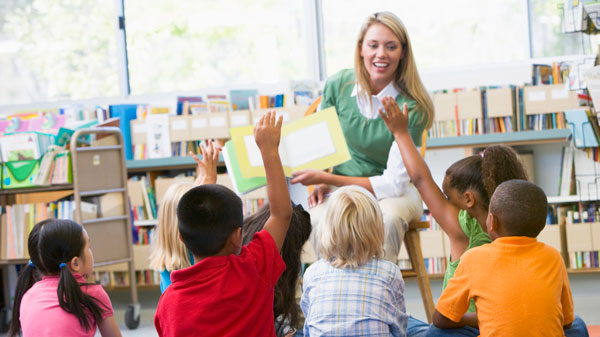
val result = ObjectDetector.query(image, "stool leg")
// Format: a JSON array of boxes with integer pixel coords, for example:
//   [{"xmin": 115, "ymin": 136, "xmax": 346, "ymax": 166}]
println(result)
[{"xmin": 404, "ymin": 229, "xmax": 435, "ymax": 323}]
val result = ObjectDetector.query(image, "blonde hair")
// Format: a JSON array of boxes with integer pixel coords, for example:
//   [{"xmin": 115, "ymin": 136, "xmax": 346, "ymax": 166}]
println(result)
[
  {"xmin": 354, "ymin": 11, "xmax": 434, "ymax": 129},
  {"xmin": 317, "ymin": 186, "xmax": 385, "ymax": 268},
  {"xmin": 149, "ymin": 182, "xmax": 195, "ymax": 272}
]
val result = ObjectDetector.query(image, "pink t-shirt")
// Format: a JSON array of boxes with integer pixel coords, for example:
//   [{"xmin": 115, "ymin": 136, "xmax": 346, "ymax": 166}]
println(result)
[{"xmin": 20, "ymin": 274, "xmax": 114, "ymax": 337}]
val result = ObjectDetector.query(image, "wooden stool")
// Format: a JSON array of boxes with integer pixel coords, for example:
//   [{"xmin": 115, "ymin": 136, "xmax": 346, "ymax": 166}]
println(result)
[{"xmin": 401, "ymin": 220, "xmax": 435, "ymax": 323}]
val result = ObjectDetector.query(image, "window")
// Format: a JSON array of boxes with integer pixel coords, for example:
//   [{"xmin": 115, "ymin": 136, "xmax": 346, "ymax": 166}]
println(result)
[
  {"xmin": 529, "ymin": 0, "xmax": 600, "ymax": 57},
  {"xmin": 124, "ymin": 0, "xmax": 310, "ymax": 95},
  {"xmin": 0, "ymin": 0, "xmax": 119, "ymax": 105},
  {"xmin": 321, "ymin": 0, "xmax": 530, "ymax": 77}
]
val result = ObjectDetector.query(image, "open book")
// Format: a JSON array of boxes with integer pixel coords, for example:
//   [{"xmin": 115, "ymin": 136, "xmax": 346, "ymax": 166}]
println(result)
[{"xmin": 223, "ymin": 107, "xmax": 351, "ymax": 193}]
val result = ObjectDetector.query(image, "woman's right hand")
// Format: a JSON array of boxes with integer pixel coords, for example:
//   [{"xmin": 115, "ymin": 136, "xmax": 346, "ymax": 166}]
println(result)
[{"xmin": 308, "ymin": 184, "xmax": 331, "ymax": 208}]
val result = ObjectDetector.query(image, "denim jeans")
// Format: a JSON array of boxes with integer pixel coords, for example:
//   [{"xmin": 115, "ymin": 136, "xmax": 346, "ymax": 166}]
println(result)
[{"xmin": 407, "ymin": 315, "xmax": 589, "ymax": 337}]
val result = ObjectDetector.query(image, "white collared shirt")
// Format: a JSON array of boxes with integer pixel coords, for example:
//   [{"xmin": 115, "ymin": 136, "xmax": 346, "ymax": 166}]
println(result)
[{"xmin": 321, "ymin": 81, "xmax": 411, "ymax": 200}]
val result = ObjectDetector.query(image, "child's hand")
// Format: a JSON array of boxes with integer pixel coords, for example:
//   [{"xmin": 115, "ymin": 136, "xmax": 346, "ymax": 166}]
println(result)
[
  {"xmin": 191, "ymin": 139, "xmax": 221, "ymax": 185},
  {"xmin": 379, "ymin": 96, "xmax": 409, "ymax": 137},
  {"xmin": 254, "ymin": 110, "xmax": 283, "ymax": 155}
]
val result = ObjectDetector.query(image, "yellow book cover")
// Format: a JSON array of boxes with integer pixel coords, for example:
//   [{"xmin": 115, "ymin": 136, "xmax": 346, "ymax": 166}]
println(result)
[{"xmin": 230, "ymin": 107, "xmax": 351, "ymax": 178}]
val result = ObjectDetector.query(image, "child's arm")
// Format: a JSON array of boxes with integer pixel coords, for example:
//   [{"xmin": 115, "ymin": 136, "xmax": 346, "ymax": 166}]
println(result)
[
  {"xmin": 380, "ymin": 97, "xmax": 469, "ymax": 256},
  {"xmin": 190, "ymin": 139, "xmax": 221, "ymax": 185},
  {"xmin": 433, "ymin": 310, "xmax": 477, "ymax": 329},
  {"xmin": 254, "ymin": 111, "xmax": 293, "ymax": 251},
  {"xmin": 97, "ymin": 316, "xmax": 122, "ymax": 337}
]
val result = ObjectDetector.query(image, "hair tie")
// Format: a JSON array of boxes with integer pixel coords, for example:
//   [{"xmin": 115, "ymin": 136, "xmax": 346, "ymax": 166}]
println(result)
[
  {"xmin": 28, "ymin": 260, "xmax": 35, "ymax": 267},
  {"xmin": 59, "ymin": 262, "xmax": 67, "ymax": 269}
]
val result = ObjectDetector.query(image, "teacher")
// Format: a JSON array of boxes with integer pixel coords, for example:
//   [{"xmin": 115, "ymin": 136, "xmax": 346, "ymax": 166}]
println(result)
[{"xmin": 291, "ymin": 11, "xmax": 434, "ymax": 263}]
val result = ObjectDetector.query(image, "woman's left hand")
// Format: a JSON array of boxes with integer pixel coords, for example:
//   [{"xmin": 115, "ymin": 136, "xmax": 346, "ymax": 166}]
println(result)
[{"xmin": 290, "ymin": 169, "xmax": 329, "ymax": 186}]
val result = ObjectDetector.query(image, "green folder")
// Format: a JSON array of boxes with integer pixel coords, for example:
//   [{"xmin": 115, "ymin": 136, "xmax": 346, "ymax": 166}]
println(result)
[{"xmin": 222, "ymin": 140, "xmax": 266, "ymax": 194}]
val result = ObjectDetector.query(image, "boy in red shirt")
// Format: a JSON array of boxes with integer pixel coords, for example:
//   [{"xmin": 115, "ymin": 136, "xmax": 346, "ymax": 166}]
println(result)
[{"xmin": 154, "ymin": 111, "xmax": 292, "ymax": 337}]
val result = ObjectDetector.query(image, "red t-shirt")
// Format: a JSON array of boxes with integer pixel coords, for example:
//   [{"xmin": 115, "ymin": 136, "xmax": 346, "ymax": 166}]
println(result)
[{"xmin": 154, "ymin": 230, "xmax": 286, "ymax": 337}]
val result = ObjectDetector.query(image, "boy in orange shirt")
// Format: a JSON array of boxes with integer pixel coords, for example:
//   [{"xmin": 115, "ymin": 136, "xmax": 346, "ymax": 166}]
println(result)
[{"xmin": 432, "ymin": 179, "xmax": 588, "ymax": 337}]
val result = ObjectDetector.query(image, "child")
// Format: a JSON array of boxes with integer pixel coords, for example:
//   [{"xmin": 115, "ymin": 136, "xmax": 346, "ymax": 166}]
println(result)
[
  {"xmin": 154, "ymin": 111, "xmax": 293, "ymax": 337},
  {"xmin": 433, "ymin": 179, "xmax": 575, "ymax": 336},
  {"xmin": 149, "ymin": 139, "xmax": 220, "ymax": 293},
  {"xmin": 242, "ymin": 203, "xmax": 312, "ymax": 337},
  {"xmin": 301, "ymin": 185, "xmax": 408, "ymax": 336},
  {"xmin": 380, "ymin": 99, "xmax": 589, "ymax": 337},
  {"xmin": 9, "ymin": 219, "xmax": 121, "ymax": 337},
  {"xmin": 380, "ymin": 98, "xmax": 527, "ymax": 305}
]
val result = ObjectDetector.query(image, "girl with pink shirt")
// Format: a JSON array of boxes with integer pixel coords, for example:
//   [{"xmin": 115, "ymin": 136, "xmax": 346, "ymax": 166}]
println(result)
[{"xmin": 9, "ymin": 219, "xmax": 121, "ymax": 337}]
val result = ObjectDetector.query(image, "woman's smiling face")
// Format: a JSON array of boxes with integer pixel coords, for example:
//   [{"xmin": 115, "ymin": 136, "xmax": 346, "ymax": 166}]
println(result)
[{"xmin": 360, "ymin": 23, "xmax": 403, "ymax": 94}]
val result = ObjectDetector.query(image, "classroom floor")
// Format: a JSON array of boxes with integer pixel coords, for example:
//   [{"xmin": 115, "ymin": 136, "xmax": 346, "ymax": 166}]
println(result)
[
  {"xmin": 99, "ymin": 273, "xmax": 600, "ymax": 337},
  {"xmin": 1, "ymin": 274, "xmax": 598, "ymax": 336}
]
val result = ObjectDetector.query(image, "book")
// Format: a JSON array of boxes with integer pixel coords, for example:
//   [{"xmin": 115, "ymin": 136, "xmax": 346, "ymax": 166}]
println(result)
[
  {"xmin": 145, "ymin": 114, "xmax": 172, "ymax": 159},
  {"xmin": 229, "ymin": 106, "xmax": 351, "ymax": 179},
  {"xmin": 222, "ymin": 140, "xmax": 266, "ymax": 194},
  {"xmin": 229, "ymin": 89, "xmax": 258, "ymax": 110},
  {"xmin": 559, "ymin": 145, "xmax": 575, "ymax": 197},
  {"xmin": 109, "ymin": 104, "xmax": 138, "ymax": 160},
  {"xmin": 564, "ymin": 109, "xmax": 600, "ymax": 147}
]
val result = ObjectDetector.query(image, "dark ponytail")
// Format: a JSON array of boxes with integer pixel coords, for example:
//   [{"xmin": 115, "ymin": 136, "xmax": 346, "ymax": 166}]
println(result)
[
  {"xmin": 445, "ymin": 145, "xmax": 528, "ymax": 210},
  {"xmin": 25, "ymin": 219, "xmax": 105, "ymax": 332},
  {"xmin": 481, "ymin": 145, "xmax": 528, "ymax": 199},
  {"xmin": 242, "ymin": 203, "xmax": 312, "ymax": 334},
  {"xmin": 8, "ymin": 220, "xmax": 46, "ymax": 337}
]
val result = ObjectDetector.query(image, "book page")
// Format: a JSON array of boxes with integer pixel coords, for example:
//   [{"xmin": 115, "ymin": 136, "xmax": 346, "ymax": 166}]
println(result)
[
  {"xmin": 242, "ymin": 134, "xmax": 290, "ymax": 168},
  {"xmin": 282, "ymin": 121, "xmax": 335, "ymax": 167}
]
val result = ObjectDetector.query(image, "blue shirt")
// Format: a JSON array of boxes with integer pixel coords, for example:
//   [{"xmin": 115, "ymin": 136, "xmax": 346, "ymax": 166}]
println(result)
[
  {"xmin": 159, "ymin": 252, "xmax": 195, "ymax": 294},
  {"xmin": 301, "ymin": 258, "xmax": 407, "ymax": 336}
]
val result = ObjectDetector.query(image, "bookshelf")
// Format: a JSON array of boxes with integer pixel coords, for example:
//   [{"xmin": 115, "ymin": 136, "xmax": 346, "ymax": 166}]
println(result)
[
  {"xmin": 424, "ymin": 127, "xmax": 600, "ymax": 274},
  {"xmin": 427, "ymin": 128, "xmax": 571, "ymax": 149},
  {"xmin": 0, "ymin": 127, "xmax": 142, "ymax": 330}
]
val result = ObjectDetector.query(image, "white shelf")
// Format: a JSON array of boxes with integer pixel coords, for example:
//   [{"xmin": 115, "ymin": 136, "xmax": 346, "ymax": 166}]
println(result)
[{"xmin": 547, "ymin": 195, "xmax": 600, "ymax": 204}]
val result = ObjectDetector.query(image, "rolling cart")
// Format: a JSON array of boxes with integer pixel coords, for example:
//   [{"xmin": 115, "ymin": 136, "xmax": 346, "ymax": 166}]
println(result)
[{"xmin": 70, "ymin": 127, "xmax": 140, "ymax": 329}]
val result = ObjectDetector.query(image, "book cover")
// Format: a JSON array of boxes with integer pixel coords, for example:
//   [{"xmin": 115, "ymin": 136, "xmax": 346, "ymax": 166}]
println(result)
[
  {"xmin": 109, "ymin": 104, "xmax": 138, "ymax": 160},
  {"xmin": 222, "ymin": 140, "xmax": 266, "ymax": 195},
  {"xmin": 229, "ymin": 106, "xmax": 351, "ymax": 179},
  {"xmin": 145, "ymin": 114, "xmax": 172, "ymax": 159},
  {"xmin": 564, "ymin": 109, "xmax": 600, "ymax": 147}
]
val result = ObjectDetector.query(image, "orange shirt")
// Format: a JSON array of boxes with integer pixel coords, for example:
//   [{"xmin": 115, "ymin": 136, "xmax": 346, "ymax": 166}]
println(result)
[{"xmin": 436, "ymin": 236, "xmax": 574, "ymax": 337}]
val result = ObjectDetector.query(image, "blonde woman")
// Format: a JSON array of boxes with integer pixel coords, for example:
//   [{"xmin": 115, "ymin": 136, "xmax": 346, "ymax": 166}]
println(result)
[
  {"xmin": 291, "ymin": 11, "xmax": 433, "ymax": 263},
  {"xmin": 300, "ymin": 185, "xmax": 408, "ymax": 336},
  {"xmin": 149, "ymin": 140, "xmax": 220, "ymax": 293}
]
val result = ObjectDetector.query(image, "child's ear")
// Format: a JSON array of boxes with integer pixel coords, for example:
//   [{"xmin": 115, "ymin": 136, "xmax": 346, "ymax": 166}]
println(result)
[
  {"xmin": 487, "ymin": 212, "xmax": 501, "ymax": 237},
  {"xmin": 68, "ymin": 256, "xmax": 81, "ymax": 273},
  {"xmin": 231, "ymin": 227, "xmax": 242, "ymax": 250},
  {"xmin": 463, "ymin": 191, "xmax": 475, "ymax": 208}
]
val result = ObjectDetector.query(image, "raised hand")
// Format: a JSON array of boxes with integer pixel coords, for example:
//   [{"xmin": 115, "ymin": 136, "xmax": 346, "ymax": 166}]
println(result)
[
  {"xmin": 254, "ymin": 110, "xmax": 283, "ymax": 154},
  {"xmin": 191, "ymin": 139, "xmax": 221, "ymax": 185},
  {"xmin": 379, "ymin": 96, "xmax": 409, "ymax": 137}
]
